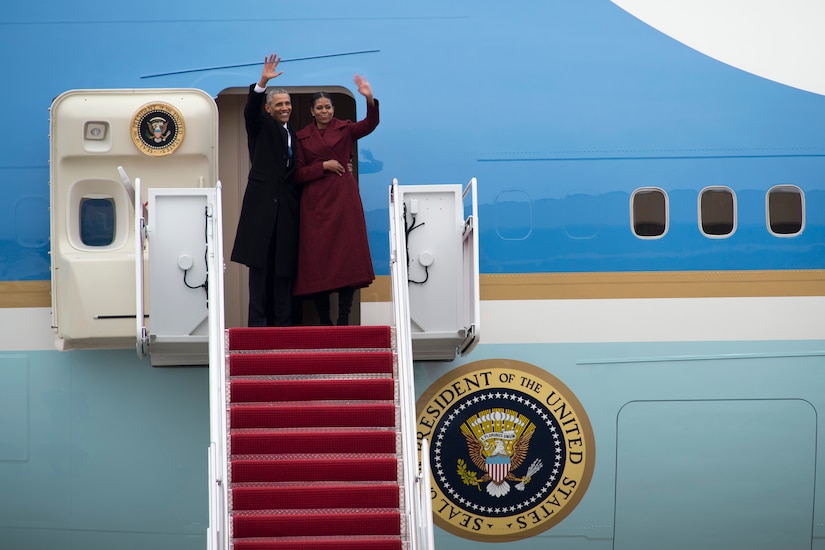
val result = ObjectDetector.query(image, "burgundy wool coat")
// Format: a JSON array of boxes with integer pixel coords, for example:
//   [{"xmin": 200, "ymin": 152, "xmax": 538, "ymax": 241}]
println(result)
[{"xmin": 293, "ymin": 100, "xmax": 380, "ymax": 296}]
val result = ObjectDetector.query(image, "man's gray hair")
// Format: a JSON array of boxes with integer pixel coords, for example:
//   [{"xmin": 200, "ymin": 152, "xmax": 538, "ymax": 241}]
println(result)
[{"xmin": 266, "ymin": 88, "xmax": 290, "ymax": 103}]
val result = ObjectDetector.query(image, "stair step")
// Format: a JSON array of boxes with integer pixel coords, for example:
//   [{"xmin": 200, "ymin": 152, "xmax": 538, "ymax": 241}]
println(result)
[
  {"xmin": 231, "ymin": 429, "xmax": 397, "ymax": 455},
  {"xmin": 232, "ymin": 509, "xmax": 401, "ymax": 538},
  {"xmin": 232, "ymin": 536, "xmax": 403, "ymax": 550},
  {"xmin": 228, "ymin": 326, "xmax": 392, "ymax": 351},
  {"xmin": 229, "ymin": 351, "xmax": 394, "ymax": 376},
  {"xmin": 223, "ymin": 326, "xmax": 408, "ymax": 548},
  {"xmin": 230, "ymin": 378, "xmax": 395, "ymax": 403},
  {"xmin": 231, "ymin": 456, "xmax": 398, "ymax": 483},
  {"xmin": 230, "ymin": 403, "xmax": 396, "ymax": 429},
  {"xmin": 232, "ymin": 482, "xmax": 400, "ymax": 510}
]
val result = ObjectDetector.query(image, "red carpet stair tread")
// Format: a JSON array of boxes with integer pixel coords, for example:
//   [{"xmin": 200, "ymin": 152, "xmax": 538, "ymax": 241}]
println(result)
[{"xmin": 226, "ymin": 325, "xmax": 405, "ymax": 550}]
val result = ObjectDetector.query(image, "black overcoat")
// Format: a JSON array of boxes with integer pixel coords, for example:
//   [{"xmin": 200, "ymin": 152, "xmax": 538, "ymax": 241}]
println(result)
[{"xmin": 230, "ymin": 85, "xmax": 300, "ymax": 274}]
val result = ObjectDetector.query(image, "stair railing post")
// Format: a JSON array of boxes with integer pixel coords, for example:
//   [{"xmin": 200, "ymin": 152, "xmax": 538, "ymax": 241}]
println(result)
[
  {"xmin": 390, "ymin": 179, "xmax": 431, "ymax": 549},
  {"xmin": 206, "ymin": 182, "xmax": 228, "ymax": 550},
  {"xmin": 390, "ymin": 179, "xmax": 418, "ymax": 549},
  {"xmin": 418, "ymin": 438, "xmax": 435, "ymax": 549}
]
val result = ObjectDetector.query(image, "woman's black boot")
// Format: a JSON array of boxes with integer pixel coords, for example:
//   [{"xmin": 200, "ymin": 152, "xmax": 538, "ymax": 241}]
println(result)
[
  {"xmin": 313, "ymin": 292, "xmax": 333, "ymax": 326},
  {"xmin": 337, "ymin": 287, "xmax": 354, "ymax": 326}
]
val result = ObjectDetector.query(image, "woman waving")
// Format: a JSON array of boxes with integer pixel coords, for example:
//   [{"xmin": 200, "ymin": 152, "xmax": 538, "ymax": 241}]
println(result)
[{"xmin": 293, "ymin": 75, "xmax": 380, "ymax": 326}]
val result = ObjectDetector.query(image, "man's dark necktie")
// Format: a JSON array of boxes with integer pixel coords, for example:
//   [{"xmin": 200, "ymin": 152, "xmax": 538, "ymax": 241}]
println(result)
[{"xmin": 284, "ymin": 126, "xmax": 292, "ymax": 167}]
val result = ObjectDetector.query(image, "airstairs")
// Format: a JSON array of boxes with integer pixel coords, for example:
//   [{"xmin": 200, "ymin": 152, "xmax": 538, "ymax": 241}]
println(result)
[
  {"xmin": 206, "ymin": 180, "xmax": 478, "ymax": 550},
  {"xmin": 222, "ymin": 325, "xmax": 410, "ymax": 549}
]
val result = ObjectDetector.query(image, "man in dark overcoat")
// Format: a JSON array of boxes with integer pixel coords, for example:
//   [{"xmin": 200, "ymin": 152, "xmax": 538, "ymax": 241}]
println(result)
[{"xmin": 231, "ymin": 53, "xmax": 300, "ymax": 326}]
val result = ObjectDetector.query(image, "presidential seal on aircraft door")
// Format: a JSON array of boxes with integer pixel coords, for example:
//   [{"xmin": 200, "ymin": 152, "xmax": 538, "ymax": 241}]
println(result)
[
  {"xmin": 131, "ymin": 102, "xmax": 185, "ymax": 156},
  {"xmin": 416, "ymin": 359, "xmax": 595, "ymax": 542}
]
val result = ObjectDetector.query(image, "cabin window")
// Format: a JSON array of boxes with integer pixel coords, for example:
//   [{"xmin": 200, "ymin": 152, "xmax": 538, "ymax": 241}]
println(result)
[
  {"xmin": 79, "ymin": 197, "xmax": 116, "ymax": 246},
  {"xmin": 699, "ymin": 187, "xmax": 735, "ymax": 237},
  {"xmin": 562, "ymin": 191, "xmax": 599, "ymax": 239},
  {"xmin": 495, "ymin": 190, "xmax": 532, "ymax": 240},
  {"xmin": 767, "ymin": 185, "xmax": 804, "ymax": 236},
  {"xmin": 631, "ymin": 188, "xmax": 667, "ymax": 238}
]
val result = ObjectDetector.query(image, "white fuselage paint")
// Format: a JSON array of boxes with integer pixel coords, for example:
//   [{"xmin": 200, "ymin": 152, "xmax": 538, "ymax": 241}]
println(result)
[{"xmin": 612, "ymin": 0, "xmax": 825, "ymax": 96}]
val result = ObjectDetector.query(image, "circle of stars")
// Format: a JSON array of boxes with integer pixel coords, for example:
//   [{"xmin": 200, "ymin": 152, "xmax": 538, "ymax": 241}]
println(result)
[{"xmin": 430, "ymin": 390, "xmax": 564, "ymax": 517}]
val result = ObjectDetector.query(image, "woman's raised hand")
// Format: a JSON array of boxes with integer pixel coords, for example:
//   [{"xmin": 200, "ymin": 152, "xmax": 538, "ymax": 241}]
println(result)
[{"xmin": 353, "ymin": 74, "xmax": 373, "ymax": 100}]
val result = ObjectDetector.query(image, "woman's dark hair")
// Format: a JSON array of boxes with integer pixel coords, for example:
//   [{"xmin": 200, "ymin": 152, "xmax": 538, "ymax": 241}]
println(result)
[{"xmin": 311, "ymin": 91, "xmax": 333, "ymax": 107}]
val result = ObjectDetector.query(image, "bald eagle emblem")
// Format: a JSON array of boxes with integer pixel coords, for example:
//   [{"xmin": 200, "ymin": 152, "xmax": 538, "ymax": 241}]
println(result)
[
  {"xmin": 145, "ymin": 116, "xmax": 171, "ymax": 143},
  {"xmin": 131, "ymin": 102, "xmax": 184, "ymax": 156},
  {"xmin": 459, "ymin": 408, "xmax": 544, "ymax": 497}
]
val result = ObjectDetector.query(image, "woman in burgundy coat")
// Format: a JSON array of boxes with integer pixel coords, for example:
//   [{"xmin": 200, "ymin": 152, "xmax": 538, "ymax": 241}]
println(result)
[{"xmin": 294, "ymin": 75, "xmax": 380, "ymax": 325}]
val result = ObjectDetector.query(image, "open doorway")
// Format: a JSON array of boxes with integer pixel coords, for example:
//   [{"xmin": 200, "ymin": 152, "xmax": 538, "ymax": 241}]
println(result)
[{"xmin": 216, "ymin": 86, "xmax": 359, "ymax": 328}]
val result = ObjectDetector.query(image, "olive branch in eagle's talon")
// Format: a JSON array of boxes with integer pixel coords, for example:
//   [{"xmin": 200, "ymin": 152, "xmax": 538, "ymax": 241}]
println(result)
[{"xmin": 457, "ymin": 459, "xmax": 482, "ymax": 491}]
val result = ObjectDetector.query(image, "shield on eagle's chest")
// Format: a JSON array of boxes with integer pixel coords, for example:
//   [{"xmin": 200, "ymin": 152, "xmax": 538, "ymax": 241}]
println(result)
[{"xmin": 486, "ymin": 454, "xmax": 511, "ymax": 483}]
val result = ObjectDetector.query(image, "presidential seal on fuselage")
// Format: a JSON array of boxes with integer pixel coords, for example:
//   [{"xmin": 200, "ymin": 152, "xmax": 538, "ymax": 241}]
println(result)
[{"xmin": 416, "ymin": 359, "xmax": 595, "ymax": 542}]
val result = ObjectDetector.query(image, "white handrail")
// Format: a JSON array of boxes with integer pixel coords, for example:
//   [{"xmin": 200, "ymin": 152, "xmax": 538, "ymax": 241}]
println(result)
[
  {"xmin": 134, "ymin": 176, "xmax": 148, "ymax": 359},
  {"xmin": 390, "ymin": 179, "xmax": 437, "ymax": 550},
  {"xmin": 418, "ymin": 438, "xmax": 435, "ymax": 549},
  {"xmin": 460, "ymin": 177, "xmax": 480, "ymax": 356},
  {"xmin": 206, "ymin": 182, "xmax": 228, "ymax": 550},
  {"xmin": 390, "ymin": 179, "xmax": 432, "ymax": 550}
]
